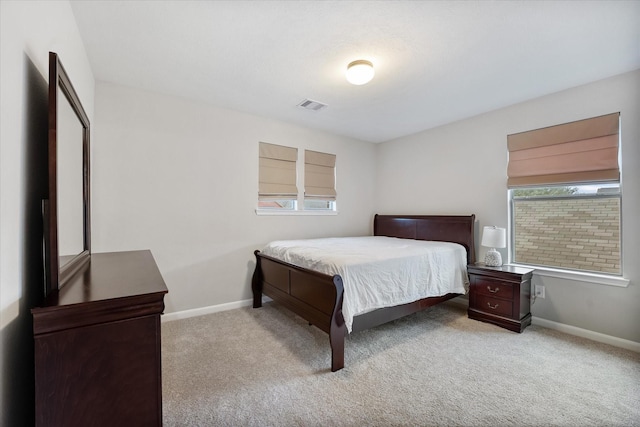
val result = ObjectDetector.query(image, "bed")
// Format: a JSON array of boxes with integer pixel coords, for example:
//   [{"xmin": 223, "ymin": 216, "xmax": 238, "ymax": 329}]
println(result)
[{"xmin": 251, "ymin": 214, "xmax": 476, "ymax": 371}]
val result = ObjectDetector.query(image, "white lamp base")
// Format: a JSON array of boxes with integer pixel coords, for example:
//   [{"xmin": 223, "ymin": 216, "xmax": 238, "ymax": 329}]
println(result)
[{"xmin": 485, "ymin": 248, "xmax": 502, "ymax": 267}]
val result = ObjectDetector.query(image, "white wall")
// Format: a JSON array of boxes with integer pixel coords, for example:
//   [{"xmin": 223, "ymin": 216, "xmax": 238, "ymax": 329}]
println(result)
[
  {"xmin": 376, "ymin": 70, "xmax": 640, "ymax": 343},
  {"xmin": 0, "ymin": 1, "xmax": 95, "ymax": 424},
  {"xmin": 2, "ymin": 6, "xmax": 637, "ymax": 423},
  {"xmin": 92, "ymin": 82, "xmax": 377, "ymax": 313}
]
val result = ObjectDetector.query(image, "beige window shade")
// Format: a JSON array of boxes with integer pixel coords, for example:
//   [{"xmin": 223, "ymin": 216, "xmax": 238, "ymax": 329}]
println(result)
[
  {"xmin": 304, "ymin": 150, "xmax": 336, "ymax": 200},
  {"xmin": 507, "ymin": 113, "xmax": 620, "ymax": 188},
  {"xmin": 259, "ymin": 142, "xmax": 298, "ymax": 200}
]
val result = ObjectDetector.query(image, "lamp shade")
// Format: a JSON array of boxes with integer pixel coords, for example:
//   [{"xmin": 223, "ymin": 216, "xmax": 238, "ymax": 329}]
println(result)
[
  {"xmin": 481, "ymin": 226, "xmax": 506, "ymax": 248},
  {"xmin": 346, "ymin": 60, "xmax": 374, "ymax": 85}
]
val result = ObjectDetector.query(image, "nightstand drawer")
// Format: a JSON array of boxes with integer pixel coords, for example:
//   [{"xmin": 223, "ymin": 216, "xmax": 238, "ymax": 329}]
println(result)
[
  {"xmin": 474, "ymin": 295, "xmax": 513, "ymax": 318},
  {"xmin": 472, "ymin": 277, "xmax": 514, "ymax": 299}
]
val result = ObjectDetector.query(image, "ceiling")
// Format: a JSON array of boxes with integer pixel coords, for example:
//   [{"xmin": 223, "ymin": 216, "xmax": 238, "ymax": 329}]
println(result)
[{"xmin": 70, "ymin": 1, "xmax": 640, "ymax": 143}]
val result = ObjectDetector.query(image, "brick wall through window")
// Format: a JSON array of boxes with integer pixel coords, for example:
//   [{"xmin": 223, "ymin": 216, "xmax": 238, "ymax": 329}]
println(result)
[{"xmin": 513, "ymin": 197, "xmax": 621, "ymax": 274}]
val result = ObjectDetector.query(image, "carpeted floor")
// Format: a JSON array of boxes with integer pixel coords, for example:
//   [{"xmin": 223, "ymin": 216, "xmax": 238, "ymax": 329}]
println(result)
[{"xmin": 162, "ymin": 301, "xmax": 640, "ymax": 426}]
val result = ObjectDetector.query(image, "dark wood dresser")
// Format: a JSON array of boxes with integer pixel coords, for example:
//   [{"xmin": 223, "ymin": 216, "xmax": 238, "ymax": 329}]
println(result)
[
  {"xmin": 32, "ymin": 250, "xmax": 168, "ymax": 426},
  {"xmin": 467, "ymin": 263, "xmax": 532, "ymax": 332}
]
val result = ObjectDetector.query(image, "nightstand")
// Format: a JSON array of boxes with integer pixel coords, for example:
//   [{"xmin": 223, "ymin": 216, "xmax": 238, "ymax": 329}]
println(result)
[{"xmin": 467, "ymin": 263, "xmax": 533, "ymax": 332}]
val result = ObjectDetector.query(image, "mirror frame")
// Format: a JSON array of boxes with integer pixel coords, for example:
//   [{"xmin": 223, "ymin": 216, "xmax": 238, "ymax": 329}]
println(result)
[{"xmin": 45, "ymin": 51, "xmax": 91, "ymax": 296}]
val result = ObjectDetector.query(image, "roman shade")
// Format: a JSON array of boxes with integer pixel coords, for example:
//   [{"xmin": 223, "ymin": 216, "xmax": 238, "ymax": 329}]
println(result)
[
  {"xmin": 507, "ymin": 113, "xmax": 620, "ymax": 188},
  {"xmin": 304, "ymin": 150, "xmax": 336, "ymax": 200},
  {"xmin": 258, "ymin": 142, "xmax": 298, "ymax": 200}
]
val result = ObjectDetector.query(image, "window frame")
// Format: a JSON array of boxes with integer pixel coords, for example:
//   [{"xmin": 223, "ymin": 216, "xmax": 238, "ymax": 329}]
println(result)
[{"xmin": 507, "ymin": 183, "xmax": 628, "ymax": 287}]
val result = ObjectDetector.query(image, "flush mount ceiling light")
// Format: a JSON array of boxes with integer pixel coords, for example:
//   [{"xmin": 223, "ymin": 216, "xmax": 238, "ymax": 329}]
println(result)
[{"xmin": 346, "ymin": 60, "xmax": 374, "ymax": 85}]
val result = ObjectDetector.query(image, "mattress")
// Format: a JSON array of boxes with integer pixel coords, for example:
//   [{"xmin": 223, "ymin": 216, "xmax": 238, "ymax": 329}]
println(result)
[{"xmin": 261, "ymin": 236, "xmax": 469, "ymax": 333}]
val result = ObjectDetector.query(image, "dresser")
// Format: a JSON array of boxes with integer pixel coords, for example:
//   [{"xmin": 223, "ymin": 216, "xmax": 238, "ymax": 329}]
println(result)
[
  {"xmin": 467, "ymin": 263, "xmax": 532, "ymax": 332},
  {"xmin": 32, "ymin": 250, "xmax": 168, "ymax": 427}
]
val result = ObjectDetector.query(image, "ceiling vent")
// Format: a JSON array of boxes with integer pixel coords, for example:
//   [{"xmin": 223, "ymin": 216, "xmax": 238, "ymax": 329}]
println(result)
[{"xmin": 297, "ymin": 98, "xmax": 328, "ymax": 111}]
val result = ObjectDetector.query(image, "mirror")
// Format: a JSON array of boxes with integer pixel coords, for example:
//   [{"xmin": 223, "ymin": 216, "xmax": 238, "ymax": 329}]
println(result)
[
  {"xmin": 45, "ymin": 52, "xmax": 91, "ymax": 296},
  {"xmin": 57, "ymin": 91, "xmax": 85, "ymax": 265}
]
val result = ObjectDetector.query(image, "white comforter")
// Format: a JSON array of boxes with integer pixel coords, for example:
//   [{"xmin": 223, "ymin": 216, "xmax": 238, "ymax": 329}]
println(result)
[{"xmin": 261, "ymin": 236, "xmax": 469, "ymax": 333}]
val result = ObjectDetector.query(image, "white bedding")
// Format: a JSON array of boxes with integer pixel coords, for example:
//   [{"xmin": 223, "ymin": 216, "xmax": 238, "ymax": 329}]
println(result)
[{"xmin": 261, "ymin": 236, "xmax": 469, "ymax": 333}]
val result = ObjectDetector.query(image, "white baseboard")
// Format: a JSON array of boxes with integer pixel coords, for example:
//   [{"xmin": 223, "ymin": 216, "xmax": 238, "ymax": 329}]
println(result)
[
  {"xmin": 434, "ymin": 297, "xmax": 639, "ymax": 353},
  {"xmin": 532, "ymin": 316, "xmax": 640, "ymax": 353},
  {"xmin": 162, "ymin": 298, "xmax": 254, "ymax": 323},
  {"xmin": 161, "ymin": 297, "xmax": 640, "ymax": 353}
]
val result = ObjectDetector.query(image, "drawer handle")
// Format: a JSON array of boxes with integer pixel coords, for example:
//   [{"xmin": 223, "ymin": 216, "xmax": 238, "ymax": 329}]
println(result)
[
  {"xmin": 487, "ymin": 286, "xmax": 500, "ymax": 293},
  {"xmin": 487, "ymin": 302, "xmax": 499, "ymax": 310}
]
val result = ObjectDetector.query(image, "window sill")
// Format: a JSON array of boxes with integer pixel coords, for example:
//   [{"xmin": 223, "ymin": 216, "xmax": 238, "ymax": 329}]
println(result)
[
  {"xmin": 508, "ymin": 263, "xmax": 629, "ymax": 288},
  {"xmin": 255, "ymin": 209, "xmax": 338, "ymax": 216}
]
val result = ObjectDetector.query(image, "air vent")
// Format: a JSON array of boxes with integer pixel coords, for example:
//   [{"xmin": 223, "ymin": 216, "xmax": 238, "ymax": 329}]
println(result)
[{"xmin": 297, "ymin": 98, "xmax": 328, "ymax": 111}]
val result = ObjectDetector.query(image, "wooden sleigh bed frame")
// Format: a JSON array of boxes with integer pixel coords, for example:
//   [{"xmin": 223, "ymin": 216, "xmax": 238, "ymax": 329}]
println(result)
[{"xmin": 252, "ymin": 214, "xmax": 476, "ymax": 372}]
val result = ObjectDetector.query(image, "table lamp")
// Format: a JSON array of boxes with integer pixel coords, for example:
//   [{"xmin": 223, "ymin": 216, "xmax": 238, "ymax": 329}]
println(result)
[{"xmin": 482, "ymin": 226, "xmax": 506, "ymax": 267}]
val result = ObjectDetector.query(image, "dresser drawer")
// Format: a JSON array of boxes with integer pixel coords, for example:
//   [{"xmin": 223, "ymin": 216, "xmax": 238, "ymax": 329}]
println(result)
[
  {"xmin": 473, "ymin": 294, "xmax": 513, "ymax": 318},
  {"xmin": 472, "ymin": 277, "xmax": 514, "ymax": 300}
]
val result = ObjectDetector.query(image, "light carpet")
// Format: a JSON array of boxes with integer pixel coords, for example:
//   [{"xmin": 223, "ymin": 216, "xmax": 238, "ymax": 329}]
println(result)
[{"xmin": 162, "ymin": 301, "xmax": 640, "ymax": 426}]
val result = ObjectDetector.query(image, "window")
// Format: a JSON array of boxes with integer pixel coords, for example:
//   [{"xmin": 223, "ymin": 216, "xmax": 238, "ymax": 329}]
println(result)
[
  {"xmin": 303, "ymin": 199, "xmax": 335, "ymax": 210},
  {"xmin": 257, "ymin": 143, "xmax": 337, "ymax": 213},
  {"xmin": 258, "ymin": 142, "xmax": 298, "ymax": 210},
  {"xmin": 304, "ymin": 150, "xmax": 336, "ymax": 211},
  {"xmin": 257, "ymin": 199, "xmax": 297, "ymax": 210},
  {"xmin": 507, "ymin": 113, "xmax": 621, "ymax": 275},
  {"xmin": 511, "ymin": 184, "xmax": 621, "ymax": 274}
]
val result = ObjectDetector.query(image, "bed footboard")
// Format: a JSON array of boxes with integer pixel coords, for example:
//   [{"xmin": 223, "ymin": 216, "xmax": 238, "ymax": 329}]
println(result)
[{"xmin": 252, "ymin": 250, "xmax": 347, "ymax": 371}]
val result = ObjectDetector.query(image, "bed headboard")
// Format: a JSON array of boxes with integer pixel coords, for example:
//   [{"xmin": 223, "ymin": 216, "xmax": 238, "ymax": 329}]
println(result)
[{"xmin": 373, "ymin": 214, "xmax": 476, "ymax": 265}]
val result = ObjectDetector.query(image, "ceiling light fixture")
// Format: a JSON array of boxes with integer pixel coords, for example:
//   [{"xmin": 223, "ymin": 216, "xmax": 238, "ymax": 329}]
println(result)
[{"xmin": 346, "ymin": 60, "xmax": 374, "ymax": 85}]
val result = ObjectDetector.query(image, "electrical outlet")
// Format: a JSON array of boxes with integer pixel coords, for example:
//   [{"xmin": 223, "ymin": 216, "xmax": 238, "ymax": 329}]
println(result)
[{"xmin": 534, "ymin": 284, "xmax": 546, "ymax": 299}]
